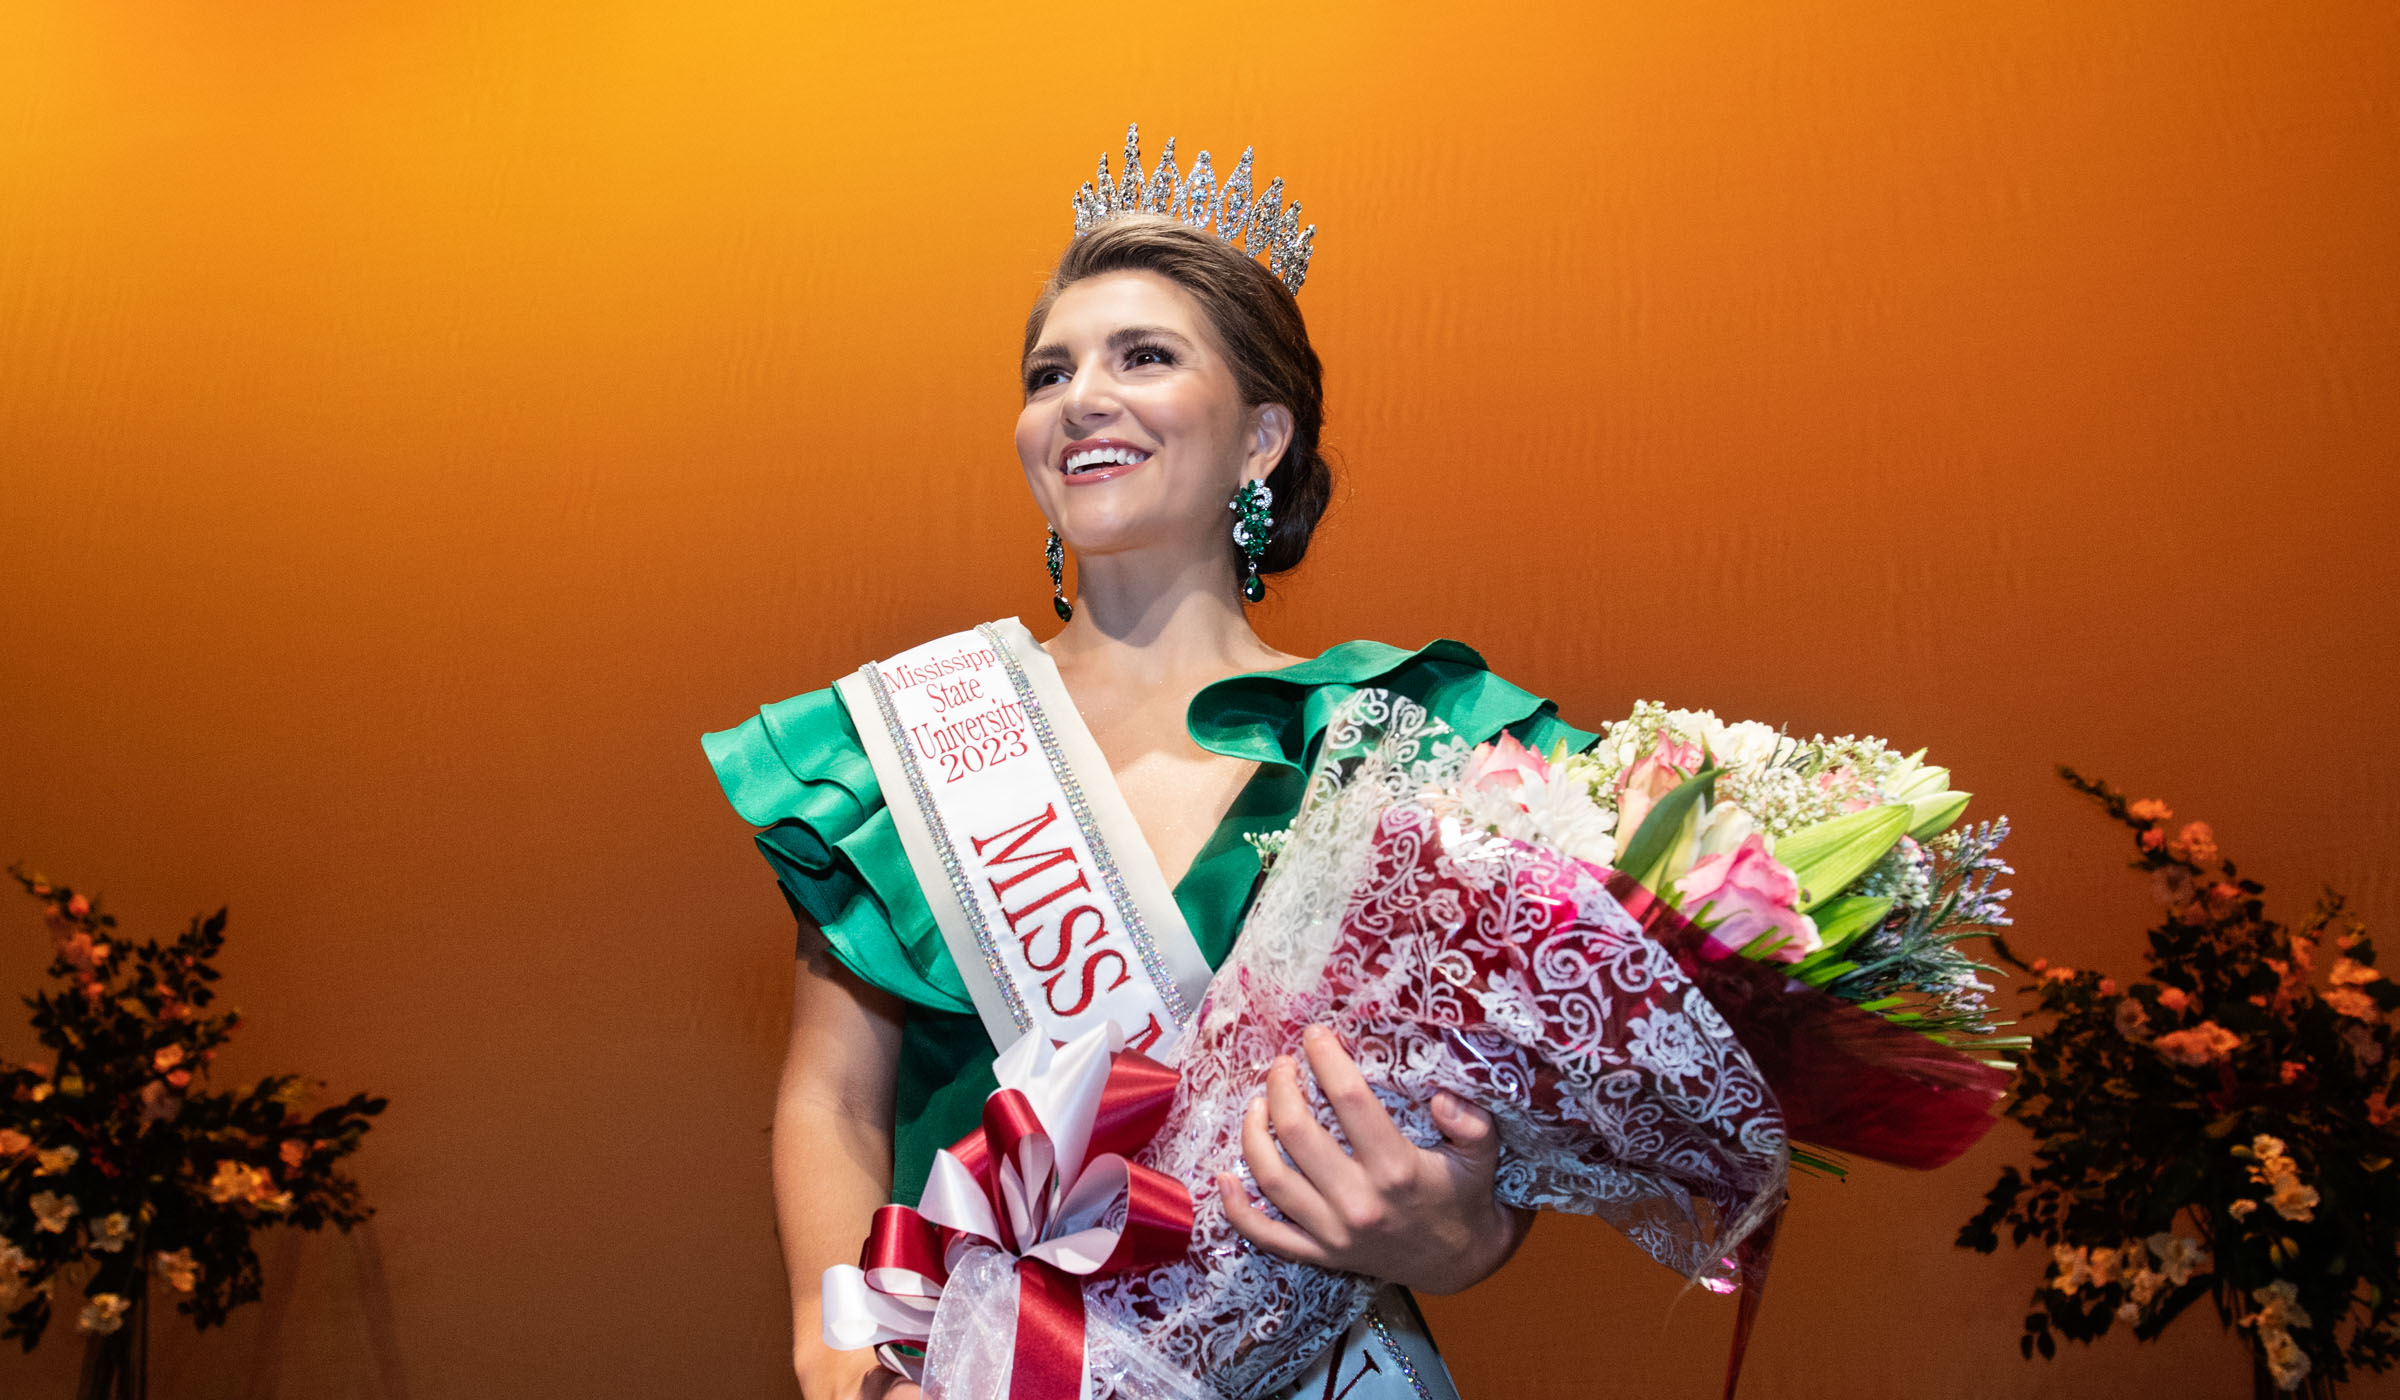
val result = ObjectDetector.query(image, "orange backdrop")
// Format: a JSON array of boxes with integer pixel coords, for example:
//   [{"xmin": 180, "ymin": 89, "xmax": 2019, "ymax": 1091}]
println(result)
[{"xmin": 3, "ymin": 1, "xmax": 2395, "ymax": 1395}]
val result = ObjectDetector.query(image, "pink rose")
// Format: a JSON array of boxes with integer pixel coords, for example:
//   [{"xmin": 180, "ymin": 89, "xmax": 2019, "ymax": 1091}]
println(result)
[
  {"xmin": 1617, "ymin": 734, "xmax": 1704, "ymax": 844},
  {"xmin": 1673, "ymin": 832, "xmax": 1820, "ymax": 963},
  {"xmin": 1460, "ymin": 733, "xmax": 1551, "ymax": 799},
  {"xmin": 2155, "ymin": 986, "xmax": 2190, "ymax": 1013},
  {"xmin": 66, "ymin": 894, "xmax": 89, "ymax": 919}
]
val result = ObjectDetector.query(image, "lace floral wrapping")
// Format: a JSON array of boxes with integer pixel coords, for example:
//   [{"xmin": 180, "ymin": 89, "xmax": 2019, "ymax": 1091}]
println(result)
[{"xmin": 924, "ymin": 691, "xmax": 1789, "ymax": 1400}]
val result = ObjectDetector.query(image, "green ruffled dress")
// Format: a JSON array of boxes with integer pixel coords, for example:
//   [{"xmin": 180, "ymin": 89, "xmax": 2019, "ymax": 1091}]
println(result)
[{"xmin": 703, "ymin": 637, "xmax": 1595, "ymax": 1205}]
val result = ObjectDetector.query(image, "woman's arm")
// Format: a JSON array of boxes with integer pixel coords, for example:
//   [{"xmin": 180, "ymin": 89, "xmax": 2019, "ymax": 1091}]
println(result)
[
  {"xmin": 774, "ymin": 921, "xmax": 921, "ymax": 1399},
  {"xmin": 1218, "ymin": 1024, "xmax": 1534, "ymax": 1295}
]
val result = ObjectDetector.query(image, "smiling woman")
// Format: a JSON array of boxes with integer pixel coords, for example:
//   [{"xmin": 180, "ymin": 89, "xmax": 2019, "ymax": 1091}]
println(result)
[
  {"xmin": 703, "ymin": 127, "xmax": 1590, "ymax": 1400},
  {"xmin": 1016, "ymin": 215, "xmax": 1332, "ymax": 596}
]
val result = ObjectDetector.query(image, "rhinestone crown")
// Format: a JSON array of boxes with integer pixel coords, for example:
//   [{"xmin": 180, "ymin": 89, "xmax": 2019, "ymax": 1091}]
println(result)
[{"xmin": 1070, "ymin": 122, "xmax": 1317, "ymax": 295}]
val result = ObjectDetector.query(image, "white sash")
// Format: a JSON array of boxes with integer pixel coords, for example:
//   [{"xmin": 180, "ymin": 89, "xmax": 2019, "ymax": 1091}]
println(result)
[
  {"xmin": 838, "ymin": 619, "xmax": 1461, "ymax": 1400},
  {"xmin": 835, "ymin": 619, "xmax": 1213, "ymax": 1057}
]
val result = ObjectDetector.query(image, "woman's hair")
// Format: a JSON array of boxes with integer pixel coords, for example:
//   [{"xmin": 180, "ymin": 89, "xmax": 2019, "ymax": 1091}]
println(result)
[{"xmin": 1022, "ymin": 215, "xmax": 1332, "ymax": 580}]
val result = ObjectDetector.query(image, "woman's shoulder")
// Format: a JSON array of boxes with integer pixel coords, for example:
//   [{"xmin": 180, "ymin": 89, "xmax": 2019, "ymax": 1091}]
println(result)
[{"xmin": 1190, "ymin": 637, "xmax": 1597, "ymax": 769}]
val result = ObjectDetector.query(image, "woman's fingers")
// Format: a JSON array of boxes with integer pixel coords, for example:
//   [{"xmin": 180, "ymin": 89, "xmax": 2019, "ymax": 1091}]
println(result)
[
  {"xmin": 1430, "ymin": 1089, "xmax": 1501, "ymax": 1170},
  {"xmin": 1262, "ymin": 1052, "xmax": 1367, "ymax": 1196},
  {"xmin": 1217, "ymin": 1169, "xmax": 1336, "ymax": 1268},
  {"xmin": 1298, "ymin": 1025, "xmax": 1415, "ymax": 1171},
  {"xmin": 1242, "ymin": 1093, "xmax": 1343, "ymax": 1242}
]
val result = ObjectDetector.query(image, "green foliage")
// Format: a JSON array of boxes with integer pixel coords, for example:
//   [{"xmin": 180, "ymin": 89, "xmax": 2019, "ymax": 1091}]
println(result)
[
  {"xmin": 0, "ymin": 865, "xmax": 386, "ymax": 1351},
  {"xmin": 1612, "ymin": 767, "xmax": 1718, "ymax": 891},
  {"xmin": 1958, "ymin": 772, "xmax": 2400, "ymax": 1393},
  {"xmin": 1778, "ymin": 803, "xmax": 1913, "ymax": 914},
  {"xmin": 1793, "ymin": 895, "xmax": 1893, "ymax": 966}
]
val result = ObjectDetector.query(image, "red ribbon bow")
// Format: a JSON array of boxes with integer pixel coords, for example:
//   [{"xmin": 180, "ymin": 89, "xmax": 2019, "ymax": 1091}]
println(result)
[{"xmin": 822, "ymin": 1023, "xmax": 1194, "ymax": 1399}]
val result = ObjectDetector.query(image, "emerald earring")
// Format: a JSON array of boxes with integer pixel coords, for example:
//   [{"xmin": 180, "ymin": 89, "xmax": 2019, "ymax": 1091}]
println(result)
[
  {"xmin": 1046, "ymin": 526, "xmax": 1072, "ymax": 622},
  {"xmin": 1230, "ymin": 480, "xmax": 1273, "ymax": 603}
]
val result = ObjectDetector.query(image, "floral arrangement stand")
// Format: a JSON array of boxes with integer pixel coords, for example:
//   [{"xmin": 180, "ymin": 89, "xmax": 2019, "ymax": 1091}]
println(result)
[
  {"xmin": 0, "ymin": 866, "xmax": 387, "ymax": 1400},
  {"xmin": 1959, "ymin": 771, "xmax": 2400, "ymax": 1398}
]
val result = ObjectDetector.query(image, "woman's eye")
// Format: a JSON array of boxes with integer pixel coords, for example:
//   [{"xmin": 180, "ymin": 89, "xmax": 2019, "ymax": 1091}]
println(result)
[{"xmin": 1024, "ymin": 343, "xmax": 1174, "ymax": 393}]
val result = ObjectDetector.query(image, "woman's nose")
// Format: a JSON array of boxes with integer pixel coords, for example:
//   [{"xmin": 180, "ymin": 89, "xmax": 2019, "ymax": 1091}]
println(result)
[{"xmin": 1060, "ymin": 364, "xmax": 1120, "ymax": 426}]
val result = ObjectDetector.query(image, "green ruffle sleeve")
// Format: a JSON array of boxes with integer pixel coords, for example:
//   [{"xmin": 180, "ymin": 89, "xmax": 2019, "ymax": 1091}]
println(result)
[
  {"xmin": 700, "ymin": 688, "xmax": 974, "ymax": 1015},
  {"xmin": 701, "ymin": 636, "xmax": 1595, "ymax": 1204}
]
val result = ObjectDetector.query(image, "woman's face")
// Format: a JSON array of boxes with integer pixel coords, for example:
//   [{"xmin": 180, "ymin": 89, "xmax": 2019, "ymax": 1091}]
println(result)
[{"xmin": 1016, "ymin": 269, "xmax": 1287, "ymax": 567}]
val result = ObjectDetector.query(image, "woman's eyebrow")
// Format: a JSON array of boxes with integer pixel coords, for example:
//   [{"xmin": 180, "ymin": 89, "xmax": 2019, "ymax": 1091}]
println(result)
[{"xmin": 1023, "ymin": 324, "xmax": 1198, "ymax": 372}]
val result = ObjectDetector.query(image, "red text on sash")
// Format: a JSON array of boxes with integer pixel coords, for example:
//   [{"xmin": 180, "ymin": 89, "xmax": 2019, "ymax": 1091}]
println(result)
[{"xmin": 970, "ymin": 804, "xmax": 1166, "ymax": 1054}]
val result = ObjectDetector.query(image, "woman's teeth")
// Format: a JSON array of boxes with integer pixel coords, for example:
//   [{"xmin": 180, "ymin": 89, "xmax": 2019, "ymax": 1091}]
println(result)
[{"xmin": 1064, "ymin": 447, "xmax": 1152, "ymax": 474}]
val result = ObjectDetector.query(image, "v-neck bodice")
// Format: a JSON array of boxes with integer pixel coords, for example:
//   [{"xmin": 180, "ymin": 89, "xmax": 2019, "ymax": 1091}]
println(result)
[{"xmin": 702, "ymin": 635, "xmax": 1594, "ymax": 1203}]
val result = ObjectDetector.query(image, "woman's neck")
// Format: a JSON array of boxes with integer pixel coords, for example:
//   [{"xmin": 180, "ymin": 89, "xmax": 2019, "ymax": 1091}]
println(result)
[{"xmin": 1043, "ymin": 546, "xmax": 1293, "ymax": 687}]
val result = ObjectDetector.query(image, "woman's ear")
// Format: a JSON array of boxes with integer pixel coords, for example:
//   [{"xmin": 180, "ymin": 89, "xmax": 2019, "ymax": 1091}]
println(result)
[{"xmin": 1246, "ymin": 403, "xmax": 1295, "ymax": 480}]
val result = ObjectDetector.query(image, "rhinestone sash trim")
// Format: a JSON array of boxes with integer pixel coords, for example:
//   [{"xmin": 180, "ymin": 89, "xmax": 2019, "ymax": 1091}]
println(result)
[
  {"xmin": 1366, "ymin": 1310, "xmax": 1438, "ymax": 1400},
  {"xmin": 854, "ymin": 655, "xmax": 1035, "ymax": 1036}
]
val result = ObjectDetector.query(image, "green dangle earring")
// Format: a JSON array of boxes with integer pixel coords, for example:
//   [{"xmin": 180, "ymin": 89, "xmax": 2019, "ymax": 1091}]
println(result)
[
  {"xmin": 1229, "ymin": 480, "xmax": 1274, "ymax": 603},
  {"xmin": 1046, "ymin": 526, "xmax": 1072, "ymax": 622}
]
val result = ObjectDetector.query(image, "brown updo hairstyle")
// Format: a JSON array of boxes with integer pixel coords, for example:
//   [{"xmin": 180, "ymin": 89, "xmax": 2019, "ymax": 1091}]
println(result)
[{"xmin": 1021, "ymin": 214, "xmax": 1332, "ymax": 583}]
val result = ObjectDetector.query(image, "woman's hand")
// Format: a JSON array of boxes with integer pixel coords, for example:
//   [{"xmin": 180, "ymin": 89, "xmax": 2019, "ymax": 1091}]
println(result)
[{"xmin": 1217, "ymin": 1024, "xmax": 1533, "ymax": 1295}]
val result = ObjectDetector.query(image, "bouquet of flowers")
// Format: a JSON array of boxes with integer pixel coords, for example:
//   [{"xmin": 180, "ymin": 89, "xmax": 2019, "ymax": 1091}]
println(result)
[
  {"xmin": 1959, "ymin": 771, "xmax": 2400, "ymax": 1398},
  {"xmin": 0, "ymin": 866, "xmax": 385, "ymax": 1396},
  {"xmin": 834, "ymin": 694, "xmax": 2015, "ymax": 1399}
]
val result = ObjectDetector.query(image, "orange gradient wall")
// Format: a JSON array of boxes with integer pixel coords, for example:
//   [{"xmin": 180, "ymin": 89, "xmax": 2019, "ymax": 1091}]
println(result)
[{"xmin": 3, "ymin": 2, "xmax": 2395, "ymax": 1396}]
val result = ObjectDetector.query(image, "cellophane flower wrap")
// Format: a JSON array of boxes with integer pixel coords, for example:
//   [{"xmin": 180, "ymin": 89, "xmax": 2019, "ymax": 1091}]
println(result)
[
  {"xmin": 923, "ymin": 693, "xmax": 1755, "ymax": 1398},
  {"xmin": 910, "ymin": 691, "xmax": 2016, "ymax": 1399}
]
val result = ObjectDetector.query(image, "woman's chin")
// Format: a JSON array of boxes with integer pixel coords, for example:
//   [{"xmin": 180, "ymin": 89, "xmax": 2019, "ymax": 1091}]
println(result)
[
  {"xmin": 1052, "ymin": 497, "xmax": 1190, "ymax": 551},
  {"xmin": 1052, "ymin": 519, "xmax": 1215, "ymax": 567}
]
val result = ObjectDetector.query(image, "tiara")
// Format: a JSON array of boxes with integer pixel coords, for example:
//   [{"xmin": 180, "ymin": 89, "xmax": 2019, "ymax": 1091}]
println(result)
[{"xmin": 1069, "ymin": 122, "xmax": 1318, "ymax": 295}]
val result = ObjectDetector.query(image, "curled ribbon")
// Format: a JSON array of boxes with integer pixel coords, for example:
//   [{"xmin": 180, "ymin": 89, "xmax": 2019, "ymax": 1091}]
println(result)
[{"xmin": 821, "ymin": 1022, "xmax": 1194, "ymax": 1398}]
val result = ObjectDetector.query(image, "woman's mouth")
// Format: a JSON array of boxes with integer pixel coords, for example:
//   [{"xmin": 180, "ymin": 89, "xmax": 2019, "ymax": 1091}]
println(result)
[{"xmin": 1059, "ymin": 441, "xmax": 1153, "ymax": 485}]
